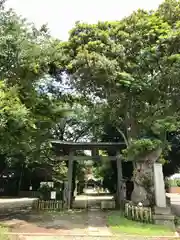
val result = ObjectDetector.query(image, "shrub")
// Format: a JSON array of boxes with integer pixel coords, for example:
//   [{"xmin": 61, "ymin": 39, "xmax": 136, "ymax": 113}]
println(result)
[
  {"xmin": 38, "ymin": 184, "xmax": 51, "ymax": 200},
  {"xmin": 176, "ymin": 179, "xmax": 180, "ymax": 187}
]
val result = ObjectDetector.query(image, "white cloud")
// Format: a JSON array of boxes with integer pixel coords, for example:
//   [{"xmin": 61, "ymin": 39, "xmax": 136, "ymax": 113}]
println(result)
[{"xmin": 6, "ymin": 0, "xmax": 164, "ymax": 40}]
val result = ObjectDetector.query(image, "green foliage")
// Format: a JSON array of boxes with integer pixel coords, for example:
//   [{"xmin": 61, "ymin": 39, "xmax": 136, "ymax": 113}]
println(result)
[
  {"xmin": 0, "ymin": 8, "xmax": 50, "ymax": 84},
  {"xmin": 122, "ymin": 139, "xmax": 162, "ymax": 161},
  {"xmin": 59, "ymin": 0, "xmax": 180, "ymax": 183},
  {"xmin": 62, "ymin": 0, "xmax": 180, "ymax": 151},
  {"xmin": 0, "ymin": 1, "xmax": 69, "ymax": 179},
  {"xmin": 151, "ymin": 117, "xmax": 180, "ymax": 136},
  {"xmin": 1, "ymin": 0, "xmax": 180, "ymax": 186},
  {"xmin": 58, "ymin": 0, "xmax": 180, "ymax": 182},
  {"xmin": 0, "ymin": 82, "xmax": 34, "ymax": 156},
  {"xmin": 52, "ymin": 161, "xmax": 68, "ymax": 182},
  {"xmin": 38, "ymin": 184, "xmax": 51, "ymax": 200},
  {"xmin": 176, "ymin": 179, "xmax": 180, "ymax": 187},
  {"xmin": 167, "ymin": 178, "xmax": 180, "ymax": 187},
  {"xmin": 92, "ymin": 160, "xmax": 111, "ymax": 181}
]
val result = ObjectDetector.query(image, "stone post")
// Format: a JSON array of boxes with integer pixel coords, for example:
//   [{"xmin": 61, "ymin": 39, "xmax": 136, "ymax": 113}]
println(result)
[{"xmin": 153, "ymin": 163, "xmax": 174, "ymax": 228}]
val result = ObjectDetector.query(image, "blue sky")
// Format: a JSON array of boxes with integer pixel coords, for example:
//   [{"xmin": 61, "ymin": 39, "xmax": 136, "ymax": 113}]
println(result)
[{"xmin": 6, "ymin": 0, "xmax": 164, "ymax": 40}]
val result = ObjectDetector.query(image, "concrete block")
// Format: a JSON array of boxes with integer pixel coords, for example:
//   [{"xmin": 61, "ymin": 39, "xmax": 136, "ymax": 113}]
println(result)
[
  {"xmin": 101, "ymin": 200, "xmax": 115, "ymax": 209},
  {"xmin": 72, "ymin": 200, "xmax": 87, "ymax": 209},
  {"xmin": 153, "ymin": 214, "xmax": 175, "ymax": 229},
  {"xmin": 154, "ymin": 206, "xmax": 171, "ymax": 215}
]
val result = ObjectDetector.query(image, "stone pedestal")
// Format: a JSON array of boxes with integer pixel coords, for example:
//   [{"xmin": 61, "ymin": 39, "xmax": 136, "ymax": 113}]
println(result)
[{"xmin": 153, "ymin": 207, "xmax": 175, "ymax": 229}]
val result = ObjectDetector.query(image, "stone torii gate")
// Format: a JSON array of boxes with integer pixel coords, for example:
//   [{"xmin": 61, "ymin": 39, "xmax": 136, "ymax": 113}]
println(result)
[{"xmin": 51, "ymin": 140, "xmax": 125, "ymax": 209}]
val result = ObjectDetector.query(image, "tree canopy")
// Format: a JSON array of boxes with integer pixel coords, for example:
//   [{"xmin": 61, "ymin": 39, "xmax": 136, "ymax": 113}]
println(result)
[
  {"xmin": 49, "ymin": 0, "xmax": 180, "ymax": 183},
  {"xmin": 0, "ymin": 2, "xmax": 68, "ymax": 169},
  {"xmin": 1, "ymin": 0, "xmax": 180, "ymax": 190},
  {"xmin": 60, "ymin": 0, "xmax": 180, "ymax": 160}
]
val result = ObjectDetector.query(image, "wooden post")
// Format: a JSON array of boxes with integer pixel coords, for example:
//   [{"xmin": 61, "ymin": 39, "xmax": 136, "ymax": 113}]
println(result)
[
  {"xmin": 67, "ymin": 150, "xmax": 74, "ymax": 209},
  {"xmin": 116, "ymin": 151, "xmax": 123, "ymax": 208}
]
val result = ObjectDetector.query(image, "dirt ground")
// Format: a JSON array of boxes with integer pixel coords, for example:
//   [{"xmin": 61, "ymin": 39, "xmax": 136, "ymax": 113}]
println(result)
[
  {"xmin": 0, "ymin": 195, "xmax": 113, "ymax": 239},
  {"xmin": 1, "ymin": 194, "xmax": 179, "ymax": 240},
  {"xmin": 1, "ymin": 210, "xmax": 90, "ymax": 236},
  {"xmin": 1, "ymin": 209, "xmax": 178, "ymax": 240}
]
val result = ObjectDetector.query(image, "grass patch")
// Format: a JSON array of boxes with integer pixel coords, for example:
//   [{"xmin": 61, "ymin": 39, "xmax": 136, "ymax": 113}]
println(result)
[
  {"xmin": 107, "ymin": 211, "xmax": 175, "ymax": 236},
  {"xmin": 0, "ymin": 226, "xmax": 9, "ymax": 240}
]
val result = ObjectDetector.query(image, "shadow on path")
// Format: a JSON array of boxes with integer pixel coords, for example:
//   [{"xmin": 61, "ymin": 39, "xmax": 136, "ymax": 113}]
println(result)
[{"xmin": 0, "ymin": 194, "xmax": 113, "ymax": 237}]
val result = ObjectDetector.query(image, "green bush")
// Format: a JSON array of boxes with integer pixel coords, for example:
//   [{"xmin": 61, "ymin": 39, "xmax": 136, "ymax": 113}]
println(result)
[
  {"xmin": 176, "ymin": 179, "xmax": 180, "ymax": 187},
  {"xmin": 122, "ymin": 139, "xmax": 162, "ymax": 161},
  {"xmin": 166, "ymin": 178, "xmax": 180, "ymax": 187},
  {"xmin": 38, "ymin": 184, "xmax": 51, "ymax": 200}
]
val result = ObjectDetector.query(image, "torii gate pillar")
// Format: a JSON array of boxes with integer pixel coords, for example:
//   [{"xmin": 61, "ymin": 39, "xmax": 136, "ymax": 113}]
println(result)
[{"xmin": 67, "ymin": 150, "xmax": 74, "ymax": 209}]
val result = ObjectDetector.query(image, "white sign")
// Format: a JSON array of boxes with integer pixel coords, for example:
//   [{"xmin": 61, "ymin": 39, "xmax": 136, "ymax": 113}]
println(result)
[{"xmin": 51, "ymin": 191, "xmax": 56, "ymax": 200}]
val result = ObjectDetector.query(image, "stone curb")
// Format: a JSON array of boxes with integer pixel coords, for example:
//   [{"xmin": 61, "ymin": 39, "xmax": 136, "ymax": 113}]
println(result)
[{"xmin": 4, "ymin": 232, "xmax": 179, "ymax": 238}]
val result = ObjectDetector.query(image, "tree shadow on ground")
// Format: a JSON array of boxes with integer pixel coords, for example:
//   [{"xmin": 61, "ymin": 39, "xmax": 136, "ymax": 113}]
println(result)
[{"xmin": 0, "ymin": 207, "xmax": 109, "ymax": 234}]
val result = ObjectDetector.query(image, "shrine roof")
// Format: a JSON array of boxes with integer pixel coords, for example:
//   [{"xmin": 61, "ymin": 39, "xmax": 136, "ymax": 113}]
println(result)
[{"xmin": 51, "ymin": 140, "xmax": 125, "ymax": 150}]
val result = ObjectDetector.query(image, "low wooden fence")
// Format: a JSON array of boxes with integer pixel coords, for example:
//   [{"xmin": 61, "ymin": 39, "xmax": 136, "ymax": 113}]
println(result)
[
  {"xmin": 32, "ymin": 200, "xmax": 63, "ymax": 211},
  {"xmin": 125, "ymin": 202, "xmax": 153, "ymax": 223}
]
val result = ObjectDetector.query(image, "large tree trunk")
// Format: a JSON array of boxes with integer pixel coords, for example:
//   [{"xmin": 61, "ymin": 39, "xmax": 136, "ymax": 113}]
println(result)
[{"xmin": 131, "ymin": 148, "xmax": 162, "ymax": 206}]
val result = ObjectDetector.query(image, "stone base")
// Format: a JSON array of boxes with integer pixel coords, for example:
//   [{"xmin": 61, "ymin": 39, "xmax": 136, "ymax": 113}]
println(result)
[
  {"xmin": 101, "ymin": 200, "xmax": 115, "ymax": 209},
  {"xmin": 154, "ymin": 206, "xmax": 171, "ymax": 215},
  {"xmin": 153, "ymin": 207, "xmax": 175, "ymax": 229},
  {"xmin": 72, "ymin": 200, "xmax": 88, "ymax": 209}
]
